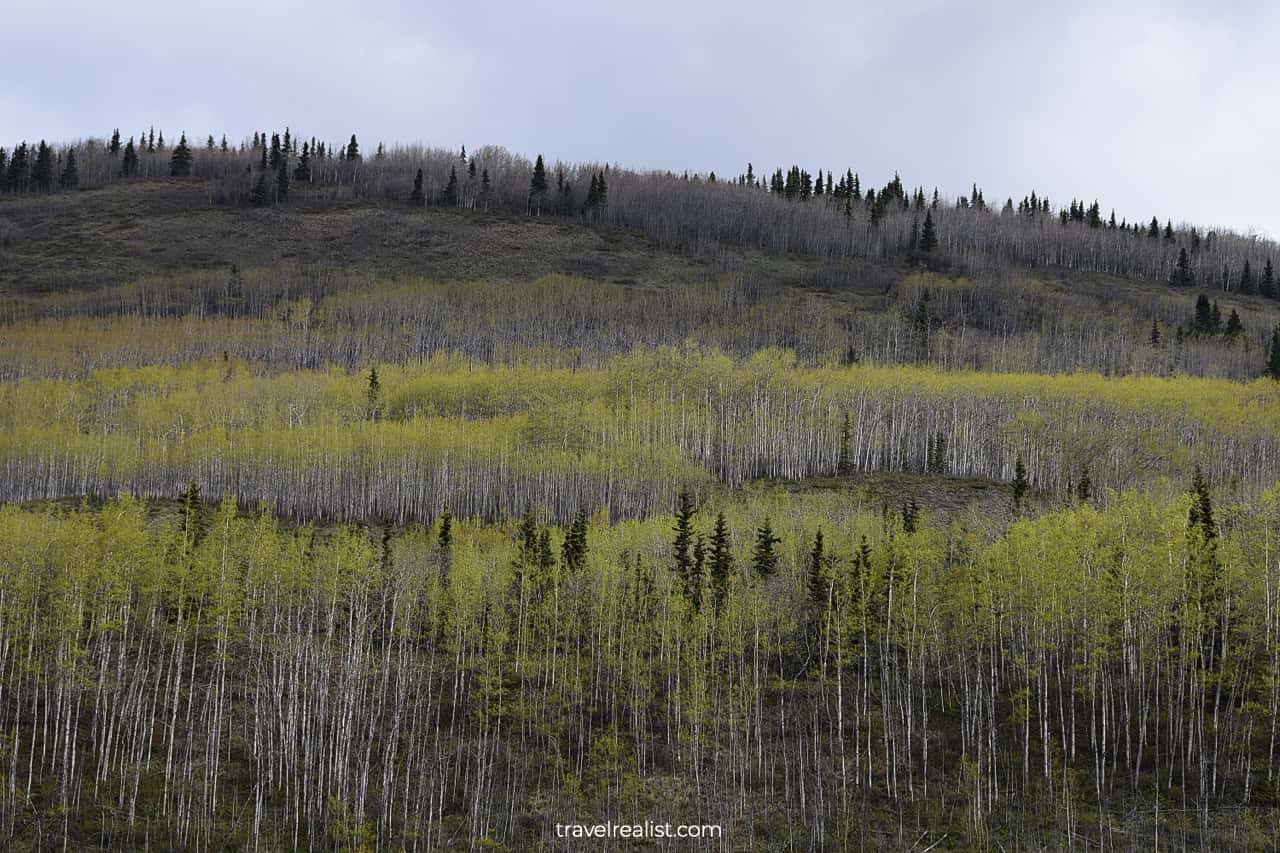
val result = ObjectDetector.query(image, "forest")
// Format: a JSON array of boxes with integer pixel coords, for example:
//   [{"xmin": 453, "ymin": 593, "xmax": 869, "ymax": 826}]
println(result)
[{"xmin": 2, "ymin": 129, "xmax": 1280, "ymax": 850}]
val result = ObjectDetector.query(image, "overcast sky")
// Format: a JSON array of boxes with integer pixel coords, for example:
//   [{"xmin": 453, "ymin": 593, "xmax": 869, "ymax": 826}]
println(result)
[{"xmin": 4, "ymin": 0, "xmax": 1276, "ymax": 237}]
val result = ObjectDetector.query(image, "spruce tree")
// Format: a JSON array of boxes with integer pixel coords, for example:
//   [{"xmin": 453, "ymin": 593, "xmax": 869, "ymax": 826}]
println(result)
[
  {"xmin": 1193, "ymin": 294, "xmax": 1213, "ymax": 333},
  {"xmin": 410, "ymin": 168, "xmax": 425, "ymax": 206},
  {"xmin": 919, "ymin": 210, "xmax": 938, "ymax": 253},
  {"xmin": 1239, "ymin": 261, "xmax": 1255, "ymax": 295},
  {"xmin": 366, "ymin": 367, "xmax": 381, "ymax": 420},
  {"xmin": 709, "ymin": 512, "xmax": 733, "ymax": 615},
  {"xmin": 441, "ymin": 166, "xmax": 459, "ymax": 206},
  {"xmin": 169, "ymin": 133, "xmax": 193, "ymax": 177},
  {"xmin": 1012, "ymin": 455, "xmax": 1029, "ymax": 513},
  {"xmin": 1172, "ymin": 247, "xmax": 1192, "ymax": 286},
  {"xmin": 294, "ymin": 143, "xmax": 311, "ymax": 182},
  {"xmin": 31, "ymin": 141, "xmax": 53, "ymax": 191},
  {"xmin": 1267, "ymin": 328, "xmax": 1280, "ymax": 379},
  {"xmin": 672, "ymin": 491, "xmax": 696, "ymax": 600},
  {"xmin": 109, "ymin": 129, "xmax": 121, "ymax": 156},
  {"xmin": 276, "ymin": 157, "xmax": 290, "ymax": 201},
  {"xmin": 1188, "ymin": 465, "xmax": 1215, "ymax": 541},
  {"xmin": 529, "ymin": 154, "xmax": 549, "ymax": 214},
  {"xmin": 249, "ymin": 172, "xmax": 270, "ymax": 207},
  {"xmin": 436, "ymin": 509, "xmax": 453, "ymax": 586},
  {"xmin": 58, "ymin": 149, "xmax": 78, "ymax": 189},
  {"xmin": 751, "ymin": 519, "xmax": 780, "ymax": 579},
  {"xmin": 480, "ymin": 168, "xmax": 491, "ymax": 211},
  {"xmin": 902, "ymin": 498, "xmax": 920, "ymax": 533},
  {"xmin": 1262, "ymin": 258, "xmax": 1276, "ymax": 299},
  {"xmin": 1225, "ymin": 309, "xmax": 1243, "ymax": 336},
  {"xmin": 6, "ymin": 142, "xmax": 30, "ymax": 192},
  {"xmin": 121, "ymin": 138, "xmax": 139, "ymax": 177},
  {"xmin": 346, "ymin": 134, "xmax": 360, "ymax": 161},
  {"xmin": 1076, "ymin": 468, "xmax": 1092, "ymax": 503},
  {"xmin": 807, "ymin": 529, "xmax": 828, "ymax": 612}
]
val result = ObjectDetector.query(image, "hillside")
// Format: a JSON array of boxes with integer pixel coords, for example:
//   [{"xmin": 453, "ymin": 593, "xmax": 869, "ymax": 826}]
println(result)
[{"xmin": 2, "ymin": 143, "xmax": 1280, "ymax": 850}]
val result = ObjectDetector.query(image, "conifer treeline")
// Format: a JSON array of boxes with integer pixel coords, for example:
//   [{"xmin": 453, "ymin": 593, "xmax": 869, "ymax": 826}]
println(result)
[
  {"xmin": 1, "ymin": 484, "xmax": 1278, "ymax": 848},
  {"xmin": 2, "ymin": 130, "xmax": 1276, "ymax": 297}
]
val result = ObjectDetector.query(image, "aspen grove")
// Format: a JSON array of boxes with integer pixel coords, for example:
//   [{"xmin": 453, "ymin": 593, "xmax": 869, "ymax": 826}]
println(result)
[{"xmin": 2, "ymin": 130, "xmax": 1280, "ymax": 850}]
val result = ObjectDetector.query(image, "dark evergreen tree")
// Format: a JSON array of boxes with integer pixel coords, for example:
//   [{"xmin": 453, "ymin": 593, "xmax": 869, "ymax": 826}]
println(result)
[
  {"xmin": 672, "ymin": 491, "xmax": 696, "ymax": 600},
  {"xmin": 169, "ymin": 133, "xmax": 193, "ymax": 177},
  {"xmin": 121, "ymin": 138, "xmax": 138, "ymax": 177},
  {"xmin": 1267, "ymin": 328, "xmax": 1280, "ymax": 379},
  {"xmin": 1149, "ymin": 318, "xmax": 1161, "ymax": 346},
  {"xmin": 1263, "ymin": 259, "xmax": 1276, "ymax": 299},
  {"xmin": 1193, "ymin": 294, "xmax": 1213, "ymax": 333},
  {"xmin": 902, "ymin": 498, "xmax": 919, "ymax": 534},
  {"xmin": 410, "ymin": 168, "xmax": 425, "ymax": 206},
  {"xmin": 294, "ymin": 143, "xmax": 311, "ymax": 182},
  {"xmin": 1172, "ymin": 247, "xmax": 1193, "ymax": 286},
  {"xmin": 807, "ymin": 529, "xmax": 828, "ymax": 613},
  {"xmin": 1147, "ymin": 216, "xmax": 1160, "ymax": 238},
  {"xmin": 919, "ymin": 210, "xmax": 938, "ymax": 253},
  {"xmin": 479, "ymin": 168, "xmax": 491, "ymax": 211},
  {"xmin": 1210, "ymin": 300, "xmax": 1222, "ymax": 334},
  {"xmin": 31, "ymin": 141, "xmax": 53, "ymax": 191},
  {"xmin": 529, "ymin": 155, "xmax": 549, "ymax": 214},
  {"xmin": 1239, "ymin": 260, "xmax": 1255, "ymax": 295},
  {"xmin": 276, "ymin": 157, "xmax": 290, "ymax": 201},
  {"xmin": 1012, "ymin": 455, "xmax": 1029, "ymax": 513},
  {"xmin": 441, "ymin": 166, "xmax": 459, "ymax": 206},
  {"xmin": 58, "ymin": 148, "xmax": 78, "ymax": 189},
  {"xmin": 1188, "ymin": 465, "xmax": 1216, "ymax": 542},
  {"xmin": 1077, "ymin": 468, "xmax": 1092, "ymax": 503},
  {"xmin": 709, "ymin": 512, "xmax": 733, "ymax": 615},
  {"xmin": 561, "ymin": 509, "xmax": 589, "ymax": 573},
  {"xmin": 366, "ymin": 367, "xmax": 381, "ymax": 419},
  {"xmin": 751, "ymin": 519, "xmax": 780, "ymax": 579},
  {"xmin": 346, "ymin": 134, "xmax": 360, "ymax": 161},
  {"xmin": 1225, "ymin": 309, "xmax": 1243, "ymax": 336},
  {"xmin": 249, "ymin": 172, "xmax": 270, "ymax": 207}
]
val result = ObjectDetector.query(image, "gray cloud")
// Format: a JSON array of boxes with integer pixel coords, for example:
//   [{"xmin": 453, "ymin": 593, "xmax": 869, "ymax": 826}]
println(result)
[{"xmin": 3, "ymin": 0, "xmax": 1276, "ymax": 237}]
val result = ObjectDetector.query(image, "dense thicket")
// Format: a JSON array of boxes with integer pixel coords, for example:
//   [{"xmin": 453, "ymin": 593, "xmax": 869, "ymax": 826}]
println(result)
[
  {"xmin": 1, "ymin": 489, "xmax": 1278, "ymax": 849},
  {"xmin": 2, "ymin": 349, "xmax": 1279, "ymax": 524},
  {"xmin": 1, "ymin": 269, "xmax": 1275, "ymax": 382},
  {"xmin": 3, "ymin": 132, "xmax": 1276, "ymax": 299}
]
